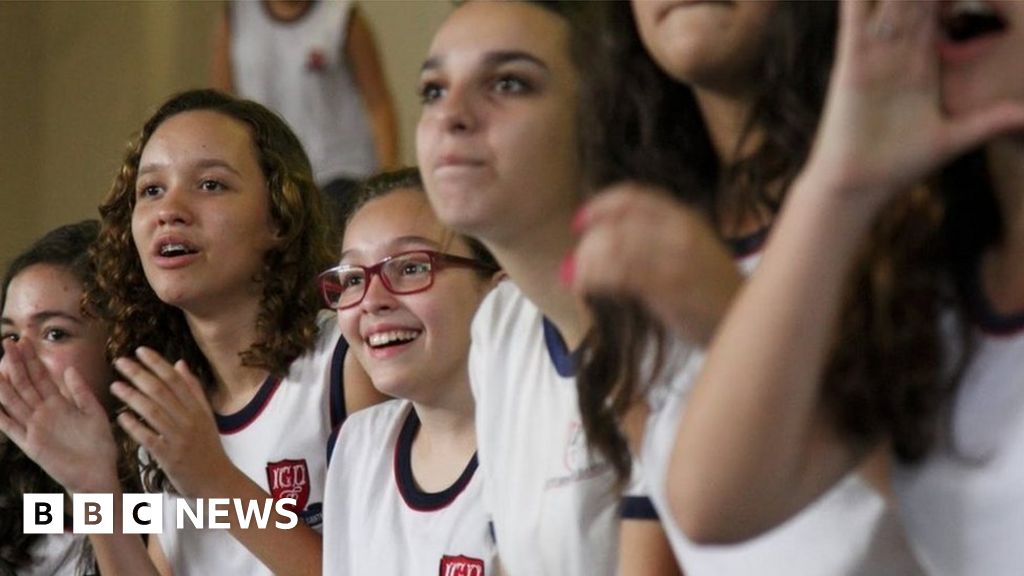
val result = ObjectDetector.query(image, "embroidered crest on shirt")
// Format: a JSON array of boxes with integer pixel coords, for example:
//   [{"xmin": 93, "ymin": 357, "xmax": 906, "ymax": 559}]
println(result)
[
  {"xmin": 439, "ymin": 554, "xmax": 485, "ymax": 576},
  {"xmin": 266, "ymin": 458, "xmax": 311, "ymax": 513}
]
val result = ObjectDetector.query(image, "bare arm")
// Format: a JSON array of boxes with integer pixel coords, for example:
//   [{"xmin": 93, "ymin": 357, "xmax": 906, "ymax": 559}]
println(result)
[
  {"xmin": 667, "ymin": 0, "xmax": 1024, "ymax": 543},
  {"xmin": 210, "ymin": 4, "xmax": 234, "ymax": 93},
  {"xmin": 618, "ymin": 518, "xmax": 684, "ymax": 576},
  {"xmin": 345, "ymin": 6, "xmax": 399, "ymax": 169}
]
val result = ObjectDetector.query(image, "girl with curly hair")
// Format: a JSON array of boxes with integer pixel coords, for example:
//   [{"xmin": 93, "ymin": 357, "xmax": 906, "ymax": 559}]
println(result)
[{"xmin": 2, "ymin": 89, "xmax": 383, "ymax": 576}]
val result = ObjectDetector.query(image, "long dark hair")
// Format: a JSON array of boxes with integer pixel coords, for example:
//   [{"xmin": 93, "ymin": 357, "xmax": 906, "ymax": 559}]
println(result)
[
  {"xmin": 576, "ymin": 1, "xmax": 838, "ymax": 483},
  {"xmin": 823, "ymin": 150, "xmax": 995, "ymax": 464},
  {"xmin": 0, "ymin": 220, "xmax": 134, "ymax": 575},
  {"xmin": 85, "ymin": 89, "xmax": 336, "ymax": 491}
]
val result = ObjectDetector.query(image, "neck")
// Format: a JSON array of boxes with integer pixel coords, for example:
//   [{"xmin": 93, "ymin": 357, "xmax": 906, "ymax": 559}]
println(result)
[
  {"xmin": 183, "ymin": 296, "xmax": 270, "ymax": 411},
  {"xmin": 484, "ymin": 211, "xmax": 590, "ymax": 350},
  {"xmin": 693, "ymin": 88, "xmax": 761, "ymax": 167},
  {"xmin": 408, "ymin": 372, "xmax": 477, "ymax": 493},
  {"xmin": 693, "ymin": 88, "xmax": 774, "ymax": 237},
  {"xmin": 981, "ymin": 139, "xmax": 1024, "ymax": 313}
]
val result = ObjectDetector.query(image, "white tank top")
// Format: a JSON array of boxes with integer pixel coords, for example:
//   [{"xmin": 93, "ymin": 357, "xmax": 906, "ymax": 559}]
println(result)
[{"xmin": 231, "ymin": 0, "xmax": 377, "ymax": 185}]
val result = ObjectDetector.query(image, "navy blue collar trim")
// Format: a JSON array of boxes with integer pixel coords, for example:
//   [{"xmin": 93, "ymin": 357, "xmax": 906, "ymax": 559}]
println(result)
[
  {"xmin": 329, "ymin": 336, "xmax": 349, "ymax": 430},
  {"xmin": 968, "ymin": 259, "xmax": 1024, "ymax": 336},
  {"xmin": 394, "ymin": 407, "xmax": 478, "ymax": 512},
  {"xmin": 725, "ymin": 226, "xmax": 771, "ymax": 258},
  {"xmin": 215, "ymin": 374, "xmax": 282, "ymax": 434},
  {"xmin": 543, "ymin": 317, "xmax": 580, "ymax": 378}
]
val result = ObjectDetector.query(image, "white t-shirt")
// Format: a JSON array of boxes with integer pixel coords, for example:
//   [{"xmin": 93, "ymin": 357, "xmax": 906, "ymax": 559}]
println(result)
[
  {"xmin": 158, "ymin": 313, "xmax": 348, "ymax": 575},
  {"xmin": 469, "ymin": 280, "xmax": 645, "ymax": 575},
  {"xmin": 323, "ymin": 400, "xmax": 497, "ymax": 575},
  {"xmin": 639, "ymin": 240, "xmax": 924, "ymax": 575},
  {"xmin": 894, "ymin": 297, "xmax": 1024, "ymax": 575},
  {"xmin": 231, "ymin": 0, "xmax": 377, "ymax": 185}
]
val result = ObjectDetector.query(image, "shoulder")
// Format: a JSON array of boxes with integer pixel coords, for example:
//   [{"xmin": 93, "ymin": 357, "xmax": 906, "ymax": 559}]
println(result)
[
  {"xmin": 338, "ymin": 398, "xmax": 406, "ymax": 441},
  {"xmin": 284, "ymin": 311, "xmax": 345, "ymax": 383},
  {"xmin": 471, "ymin": 280, "xmax": 538, "ymax": 342}
]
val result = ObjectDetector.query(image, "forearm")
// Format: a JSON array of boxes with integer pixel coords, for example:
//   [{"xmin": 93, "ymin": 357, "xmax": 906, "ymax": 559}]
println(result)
[
  {"xmin": 668, "ymin": 169, "xmax": 878, "ymax": 542},
  {"xmin": 89, "ymin": 486, "xmax": 164, "ymax": 576}
]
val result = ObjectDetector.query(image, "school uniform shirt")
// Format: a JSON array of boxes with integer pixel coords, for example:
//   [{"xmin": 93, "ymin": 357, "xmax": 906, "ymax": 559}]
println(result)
[
  {"xmin": 893, "ymin": 275, "xmax": 1024, "ymax": 576},
  {"xmin": 157, "ymin": 312, "xmax": 348, "ymax": 575},
  {"xmin": 468, "ymin": 280, "xmax": 651, "ymax": 575},
  {"xmin": 637, "ymin": 238, "xmax": 925, "ymax": 575},
  {"xmin": 323, "ymin": 400, "xmax": 496, "ymax": 575}
]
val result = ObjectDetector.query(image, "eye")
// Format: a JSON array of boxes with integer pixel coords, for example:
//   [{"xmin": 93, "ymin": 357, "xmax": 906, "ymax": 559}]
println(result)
[
  {"xmin": 42, "ymin": 328, "xmax": 70, "ymax": 342},
  {"xmin": 493, "ymin": 74, "xmax": 532, "ymax": 95},
  {"xmin": 339, "ymin": 273, "xmax": 365, "ymax": 290},
  {"xmin": 200, "ymin": 179, "xmax": 226, "ymax": 192},
  {"xmin": 418, "ymin": 80, "xmax": 445, "ymax": 104},
  {"xmin": 399, "ymin": 262, "xmax": 432, "ymax": 277},
  {"xmin": 1, "ymin": 333, "xmax": 18, "ymax": 343},
  {"xmin": 136, "ymin": 184, "xmax": 163, "ymax": 200}
]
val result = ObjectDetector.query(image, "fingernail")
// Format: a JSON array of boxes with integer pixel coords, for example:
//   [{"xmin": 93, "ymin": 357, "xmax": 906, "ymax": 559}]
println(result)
[
  {"xmin": 559, "ymin": 253, "xmax": 576, "ymax": 287},
  {"xmin": 571, "ymin": 206, "xmax": 588, "ymax": 234}
]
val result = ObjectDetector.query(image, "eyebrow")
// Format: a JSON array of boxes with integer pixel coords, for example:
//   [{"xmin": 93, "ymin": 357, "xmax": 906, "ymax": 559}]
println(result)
[
  {"xmin": 1, "ymin": 311, "xmax": 83, "ymax": 327},
  {"xmin": 340, "ymin": 236, "xmax": 442, "ymax": 261},
  {"xmin": 137, "ymin": 158, "xmax": 243, "ymax": 178},
  {"xmin": 420, "ymin": 50, "xmax": 550, "ymax": 74}
]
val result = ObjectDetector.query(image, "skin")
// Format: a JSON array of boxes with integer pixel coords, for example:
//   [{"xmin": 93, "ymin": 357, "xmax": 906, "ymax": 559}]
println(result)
[
  {"xmin": 416, "ymin": 3, "xmax": 678, "ymax": 574},
  {"xmin": 666, "ymin": 0, "xmax": 1024, "ymax": 544},
  {"xmin": 1, "ymin": 265, "xmax": 112, "ymax": 408},
  {"xmin": 337, "ymin": 187, "xmax": 494, "ymax": 491}
]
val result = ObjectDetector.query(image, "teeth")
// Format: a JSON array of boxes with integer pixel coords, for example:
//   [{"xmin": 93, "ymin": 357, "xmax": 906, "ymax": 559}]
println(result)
[
  {"xmin": 160, "ymin": 243, "xmax": 193, "ymax": 256},
  {"xmin": 367, "ymin": 330, "xmax": 421, "ymax": 348}
]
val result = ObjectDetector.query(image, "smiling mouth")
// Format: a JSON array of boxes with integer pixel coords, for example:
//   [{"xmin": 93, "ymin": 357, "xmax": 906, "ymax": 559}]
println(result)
[{"xmin": 367, "ymin": 330, "xmax": 422, "ymax": 349}]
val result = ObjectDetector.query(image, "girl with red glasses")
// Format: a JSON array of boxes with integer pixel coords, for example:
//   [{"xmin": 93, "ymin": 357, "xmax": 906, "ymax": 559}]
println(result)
[{"xmin": 320, "ymin": 168, "xmax": 501, "ymax": 575}]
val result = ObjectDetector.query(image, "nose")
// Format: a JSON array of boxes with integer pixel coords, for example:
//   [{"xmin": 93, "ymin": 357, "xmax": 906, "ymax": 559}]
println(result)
[
  {"xmin": 156, "ymin": 185, "xmax": 193, "ymax": 227},
  {"xmin": 435, "ymin": 85, "xmax": 479, "ymax": 134},
  {"xmin": 358, "ymin": 272, "xmax": 399, "ymax": 314}
]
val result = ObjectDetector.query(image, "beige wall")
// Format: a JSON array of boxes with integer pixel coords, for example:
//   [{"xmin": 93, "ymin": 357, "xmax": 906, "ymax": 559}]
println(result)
[{"xmin": 0, "ymin": 0, "xmax": 451, "ymax": 271}]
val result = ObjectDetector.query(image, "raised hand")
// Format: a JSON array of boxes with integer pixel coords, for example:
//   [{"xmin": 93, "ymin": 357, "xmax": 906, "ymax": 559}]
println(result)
[
  {"xmin": 804, "ymin": 0, "xmax": 1024, "ymax": 210},
  {"xmin": 111, "ymin": 347, "xmax": 234, "ymax": 498},
  {"xmin": 0, "ymin": 339, "xmax": 120, "ymax": 494},
  {"xmin": 567, "ymin": 183, "xmax": 742, "ymax": 344}
]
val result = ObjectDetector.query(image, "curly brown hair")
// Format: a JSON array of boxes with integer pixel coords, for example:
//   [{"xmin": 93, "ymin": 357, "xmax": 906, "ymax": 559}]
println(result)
[{"xmin": 85, "ymin": 89, "xmax": 336, "ymax": 491}]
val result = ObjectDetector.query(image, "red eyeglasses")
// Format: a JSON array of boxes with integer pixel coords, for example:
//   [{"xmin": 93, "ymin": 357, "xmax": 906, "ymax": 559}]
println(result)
[{"xmin": 318, "ymin": 250, "xmax": 498, "ymax": 310}]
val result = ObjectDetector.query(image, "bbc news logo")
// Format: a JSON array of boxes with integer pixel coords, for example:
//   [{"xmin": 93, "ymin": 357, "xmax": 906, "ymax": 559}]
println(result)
[{"xmin": 23, "ymin": 494, "xmax": 299, "ymax": 534}]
